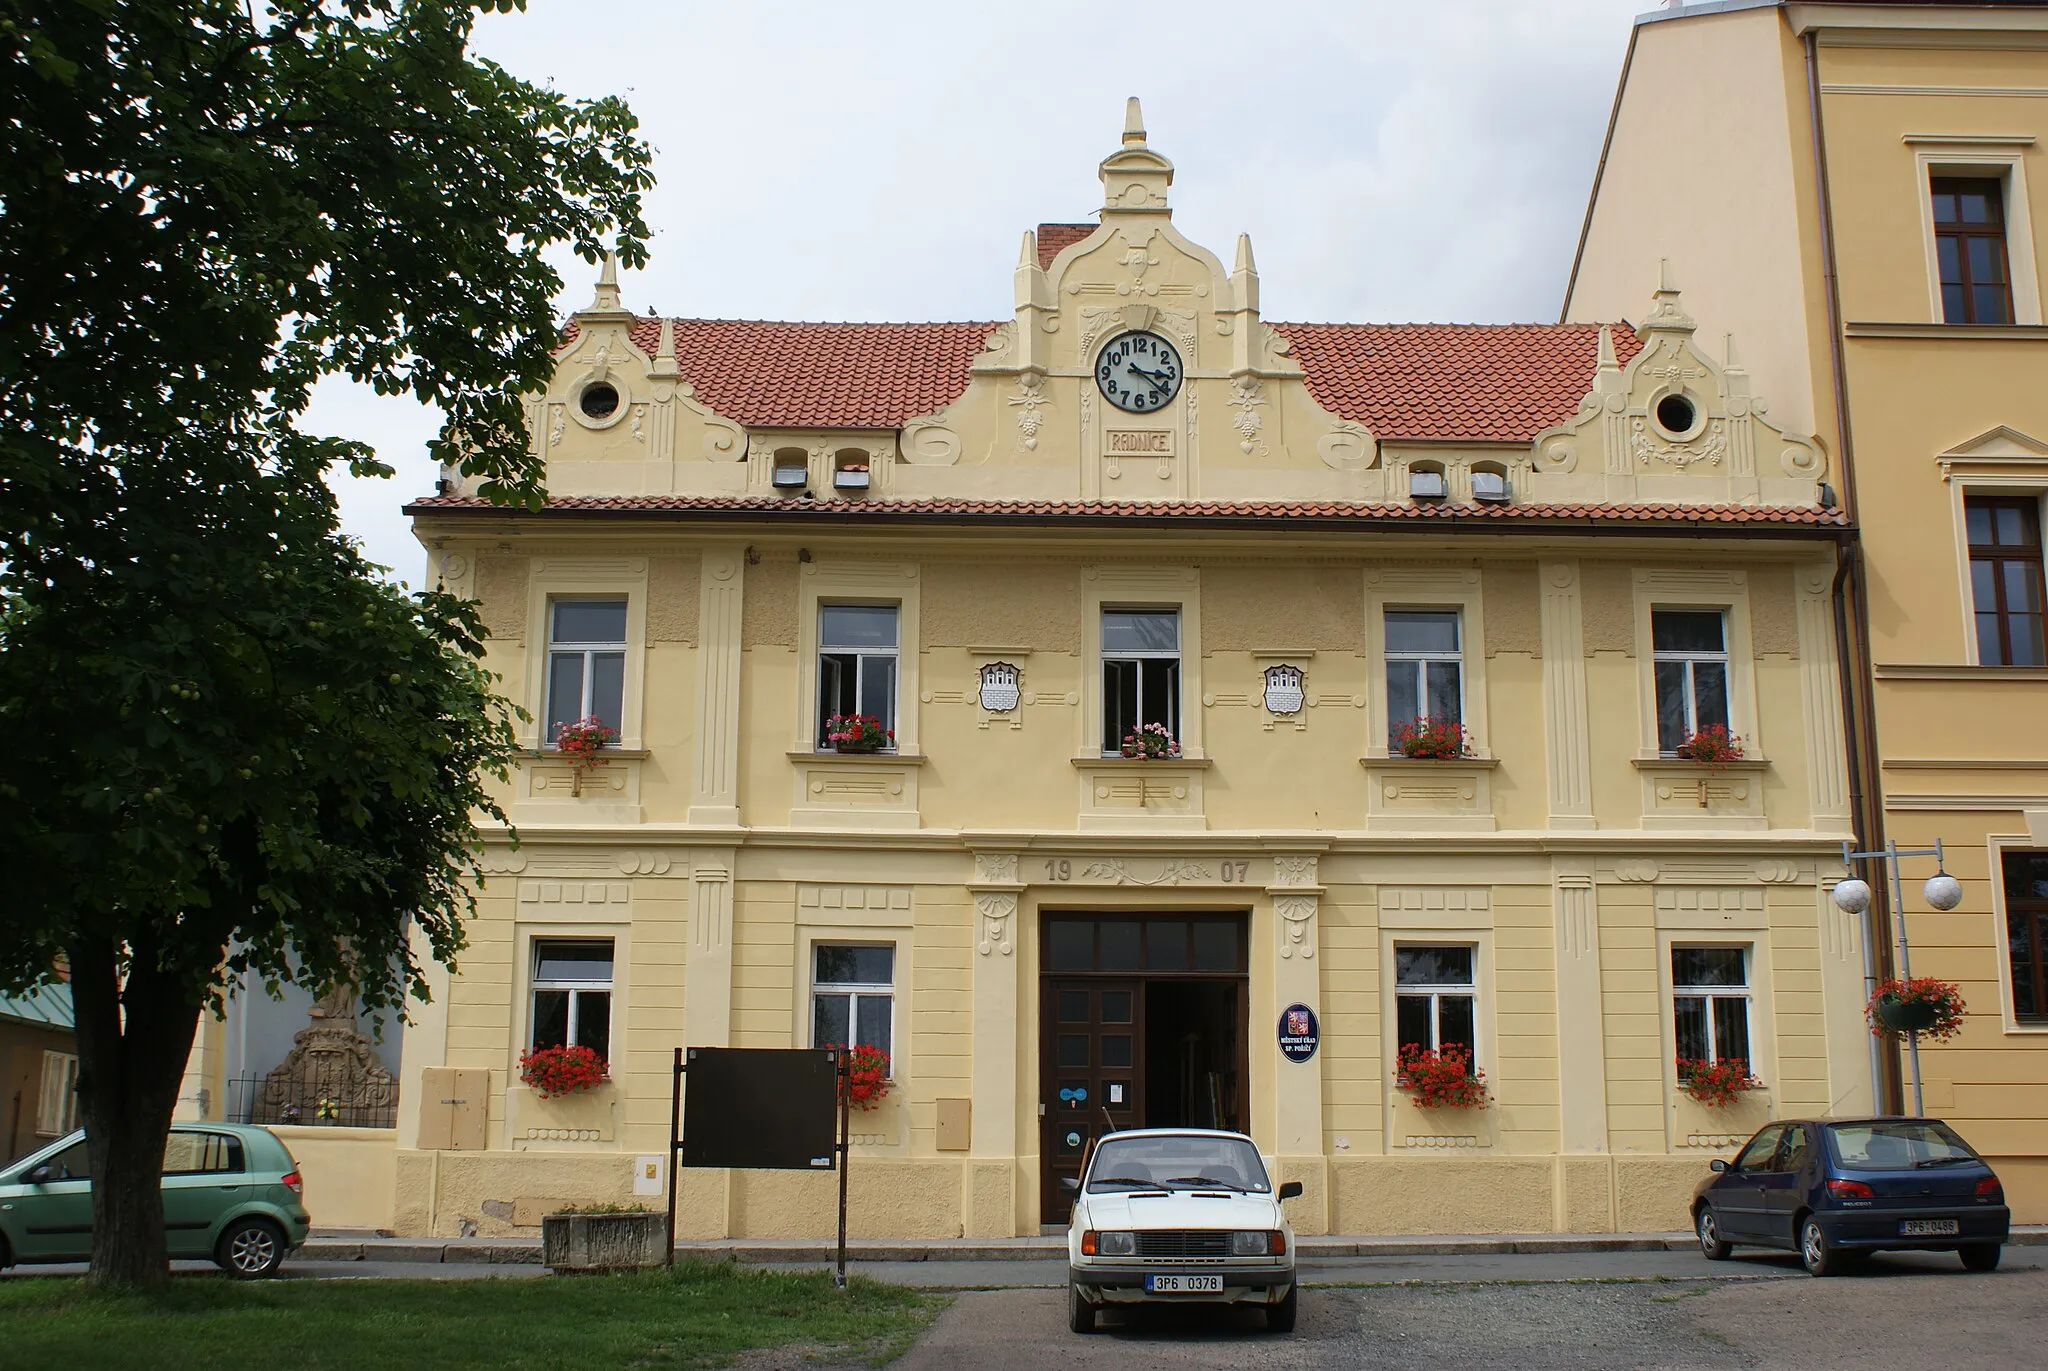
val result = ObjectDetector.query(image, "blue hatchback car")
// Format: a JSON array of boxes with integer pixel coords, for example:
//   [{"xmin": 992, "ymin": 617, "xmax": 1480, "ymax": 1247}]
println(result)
[{"xmin": 1692, "ymin": 1116, "xmax": 2010, "ymax": 1276}]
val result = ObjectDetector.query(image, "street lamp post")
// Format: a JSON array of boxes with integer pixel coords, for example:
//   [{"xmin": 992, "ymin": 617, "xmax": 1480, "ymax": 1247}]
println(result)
[{"xmin": 1830, "ymin": 839, "xmax": 1964, "ymax": 1117}]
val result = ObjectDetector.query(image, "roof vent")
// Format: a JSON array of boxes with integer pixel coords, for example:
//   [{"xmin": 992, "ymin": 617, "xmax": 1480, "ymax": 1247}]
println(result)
[
  {"xmin": 1410, "ymin": 469, "xmax": 1448, "ymax": 501},
  {"xmin": 1471, "ymin": 470, "xmax": 1510, "ymax": 504}
]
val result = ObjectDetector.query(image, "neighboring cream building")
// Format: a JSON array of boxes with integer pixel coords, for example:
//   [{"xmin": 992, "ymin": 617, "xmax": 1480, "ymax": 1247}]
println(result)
[
  {"xmin": 1569, "ymin": 0, "xmax": 2048, "ymax": 1219},
  {"xmin": 346, "ymin": 99, "xmax": 1876, "ymax": 1241}
]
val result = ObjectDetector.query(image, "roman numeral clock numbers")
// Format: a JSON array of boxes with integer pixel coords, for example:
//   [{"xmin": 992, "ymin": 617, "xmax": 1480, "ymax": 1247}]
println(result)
[{"xmin": 1094, "ymin": 330, "xmax": 1183, "ymax": 414}]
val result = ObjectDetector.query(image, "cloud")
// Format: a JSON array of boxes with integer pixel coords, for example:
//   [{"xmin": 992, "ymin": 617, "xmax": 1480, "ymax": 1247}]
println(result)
[{"xmin": 324, "ymin": 0, "xmax": 1647, "ymax": 582}]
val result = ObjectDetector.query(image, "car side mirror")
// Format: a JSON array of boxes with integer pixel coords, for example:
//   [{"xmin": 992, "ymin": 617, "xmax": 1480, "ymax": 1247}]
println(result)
[
  {"xmin": 1709, "ymin": 1159, "xmax": 1728, "ymax": 1174},
  {"xmin": 1060, "ymin": 1176, "xmax": 1079, "ymax": 1194},
  {"xmin": 1278, "ymin": 1181, "xmax": 1304, "ymax": 1201},
  {"xmin": 24, "ymin": 1164, "xmax": 55, "ymax": 1184}
]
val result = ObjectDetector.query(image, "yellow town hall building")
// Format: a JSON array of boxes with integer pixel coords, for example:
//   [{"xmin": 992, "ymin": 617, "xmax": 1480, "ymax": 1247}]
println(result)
[{"xmin": 350, "ymin": 100, "xmax": 1876, "ymax": 1241}]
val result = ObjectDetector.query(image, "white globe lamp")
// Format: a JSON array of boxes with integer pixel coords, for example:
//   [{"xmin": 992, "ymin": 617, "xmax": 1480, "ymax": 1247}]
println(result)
[
  {"xmin": 1831, "ymin": 878, "xmax": 1873, "ymax": 915},
  {"xmin": 1923, "ymin": 872, "xmax": 1964, "ymax": 912}
]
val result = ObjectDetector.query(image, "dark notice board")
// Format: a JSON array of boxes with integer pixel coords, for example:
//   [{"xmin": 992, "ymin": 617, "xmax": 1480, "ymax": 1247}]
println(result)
[{"xmin": 681, "ymin": 1047, "xmax": 839, "ymax": 1171}]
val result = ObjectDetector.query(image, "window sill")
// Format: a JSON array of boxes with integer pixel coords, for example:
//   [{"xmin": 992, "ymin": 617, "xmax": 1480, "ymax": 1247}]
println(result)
[
  {"xmin": 1074, "ymin": 755, "xmax": 1213, "ymax": 768},
  {"xmin": 1846, "ymin": 322, "xmax": 2048, "ymax": 340},
  {"xmin": 1875, "ymin": 663, "xmax": 2048, "ymax": 681},
  {"xmin": 790, "ymin": 750, "xmax": 927, "ymax": 765},
  {"xmin": 1632, "ymin": 756, "xmax": 1771, "ymax": 772},
  {"xmin": 523, "ymin": 747, "xmax": 651, "ymax": 761},
  {"xmin": 1360, "ymin": 754, "xmax": 1501, "ymax": 769}
]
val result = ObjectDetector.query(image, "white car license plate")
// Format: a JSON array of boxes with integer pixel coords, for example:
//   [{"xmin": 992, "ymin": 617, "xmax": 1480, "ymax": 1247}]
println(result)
[
  {"xmin": 1899, "ymin": 1218, "xmax": 1959, "ymax": 1237},
  {"xmin": 1145, "ymin": 1274, "xmax": 1224, "ymax": 1294}
]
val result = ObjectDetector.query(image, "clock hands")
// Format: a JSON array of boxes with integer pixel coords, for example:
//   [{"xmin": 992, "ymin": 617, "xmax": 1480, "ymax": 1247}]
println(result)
[{"xmin": 1126, "ymin": 363, "xmax": 1176, "ymax": 397}]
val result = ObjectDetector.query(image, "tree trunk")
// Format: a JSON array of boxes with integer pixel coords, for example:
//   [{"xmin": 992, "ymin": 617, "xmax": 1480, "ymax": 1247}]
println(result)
[{"xmin": 67, "ymin": 937, "xmax": 206, "ymax": 1290}]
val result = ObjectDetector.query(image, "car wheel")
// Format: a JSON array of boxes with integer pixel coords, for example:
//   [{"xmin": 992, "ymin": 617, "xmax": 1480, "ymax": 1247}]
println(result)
[
  {"xmin": 1696, "ymin": 1206, "xmax": 1732, "ymax": 1261},
  {"xmin": 216, "ymin": 1217, "xmax": 287, "ymax": 1279},
  {"xmin": 1960, "ymin": 1243, "xmax": 2002, "ymax": 1272},
  {"xmin": 1066, "ymin": 1281, "xmax": 1096, "ymax": 1334},
  {"xmin": 1799, "ymin": 1217, "xmax": 1843, "ymax": 1278},
  {"xmin": 1266, "ymin": 1283, "xmax": 1298, "ymax": 1334}
]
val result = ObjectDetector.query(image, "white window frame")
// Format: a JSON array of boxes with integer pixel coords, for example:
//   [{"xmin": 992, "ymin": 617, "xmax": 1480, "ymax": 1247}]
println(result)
[
  {"xmin": 528, "ymin": 936, "xmax": 616, "ymax": 1057},
  {"xmin": 520, "ymin": 560, "xmax": 648, "ymax": 751},
  {"xmin": 816, "ymin": 603, "xmax": 901, "ymax": 751},
  {"xmin": 1100, "ymin": 606, "xmax": 1182, "ymax": 756},
  {"xmin": 1365, "ymin": 568, "xmax": 1490, "ymax": 759},
  {"xmin": 1081, "ymin": 566, "xmax": 1203, "ymax": 761},
  {"xmin": 1650, "ymin": 606, "xmax": 1732, "ymax": 754},
  {"xmin": 809, "ymin": 942, "xmax": 897, "ymax": 1072},
  {"xmin": 36, "ymin": 1050, "xmax": 80, "ymax": 1137},
  {"xmin": 1393, "ymin": 942, "xmax": 1480, "ymax": 1065},
  {"xmin": 544, "ymin": 597, "xmax": 629, "ymax": 743},
  {"xmin": 796, "ymin": 561, "xmax": 922, "ymax": 756},
  {"xmin": 1671, "ymin": 943, "xmax": 1753, "ymax": 1068},
  {"xmin": 1986, "ymin": 833, "xmax": 2048, "ymax": 1034},
  {"xmin": 1383, "ymin": 607, "xmax": 1465, "ymax": 744},
  {"xmin": 1910, "ymin": 141, "xmax": 2042, "ymax": 327}
]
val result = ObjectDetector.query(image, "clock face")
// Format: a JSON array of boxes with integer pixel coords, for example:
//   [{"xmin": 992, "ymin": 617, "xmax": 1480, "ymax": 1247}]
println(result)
[{"xmin": 1095, "ymin": 330, "xmax": 1184, "ymax": 414}]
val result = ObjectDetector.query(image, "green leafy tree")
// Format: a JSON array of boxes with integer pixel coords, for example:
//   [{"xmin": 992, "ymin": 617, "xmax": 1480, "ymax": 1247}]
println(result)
[{"xmin": 0, "ymin": 0, "xmax": 651, "ymax": 1287}]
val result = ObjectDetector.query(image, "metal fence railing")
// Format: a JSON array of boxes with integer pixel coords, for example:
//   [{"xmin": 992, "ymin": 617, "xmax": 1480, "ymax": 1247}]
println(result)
[{"xmin": 223, "ymin": 1076, "xmax": 397, "ymax": 1130}]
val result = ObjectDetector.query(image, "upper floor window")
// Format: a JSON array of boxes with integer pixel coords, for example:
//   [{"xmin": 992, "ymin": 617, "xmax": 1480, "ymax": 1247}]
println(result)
[
  {"xmin": 1673, "ymin": 946, "xmax": 1751, "ymax": 1073},
  {"xmin": 2002, "ymin": 850, "xmax": 2048, "ymax": 1022},
  {"xmin": 817, "ymin": 604, "xmax": 899, "ymax": 748},
  {"xmin": 1933, "ymin": 177, "xmax": 2014, "ymax": 325},
  {"xmin": 1651, "ymin": 609, "xmax": 1729, "ymax": 754},
  {"xmin": 1967, "ymin": 496, "xmax": 2044, "ymax": 666},
  {"xmin": 1395, "ymin": 944, "xmax": 1477, "ymax": 1064},
  {"xmin": 1385, "ymin": 610, "xmax": 1463, "ymax": 744},
  {"xmin": 1102, "ymin": 609, "xmax": 1180, "ymax": 755},
  {"xmin": 530, "ymin": 938, "xmax": 614, "ymax": 1062},
  {"xmin": 545, "ymin": 599, "xmax": 626, "ymax": 743}
]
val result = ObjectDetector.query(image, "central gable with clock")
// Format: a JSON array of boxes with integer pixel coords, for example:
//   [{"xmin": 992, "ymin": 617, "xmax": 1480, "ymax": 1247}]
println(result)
[{"xmin": 502, "ymin": 98, "xmax": 1825, "ymax": 515}]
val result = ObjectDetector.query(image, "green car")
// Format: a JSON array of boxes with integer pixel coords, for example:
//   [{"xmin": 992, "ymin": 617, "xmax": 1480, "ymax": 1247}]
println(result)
[{"xmin": 0, "ymin": 1123, "xmax": 311, "ymax": 1278}]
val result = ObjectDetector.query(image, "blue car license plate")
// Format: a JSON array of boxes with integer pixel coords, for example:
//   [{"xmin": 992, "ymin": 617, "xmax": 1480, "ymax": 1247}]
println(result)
[{"xmin": 1145, "ymin": 1274, "xmax": 1224, "ymax": 1293}]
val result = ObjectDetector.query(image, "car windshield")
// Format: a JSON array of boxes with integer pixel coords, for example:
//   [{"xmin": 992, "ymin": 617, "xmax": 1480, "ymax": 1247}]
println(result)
[
  {"xmin": 1828, "ymin": 1120, "xmax": 1980, "ymax": 1170},
  {"xmin": 1085, "ymin": 1135, "xmax": 1270, "ymax": 1193}
]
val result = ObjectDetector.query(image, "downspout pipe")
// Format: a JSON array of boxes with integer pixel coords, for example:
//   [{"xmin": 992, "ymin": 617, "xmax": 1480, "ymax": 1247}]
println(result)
[{"xmin": 1806, "ymin": 27, "xmax": 1903, "ymax": 1113}]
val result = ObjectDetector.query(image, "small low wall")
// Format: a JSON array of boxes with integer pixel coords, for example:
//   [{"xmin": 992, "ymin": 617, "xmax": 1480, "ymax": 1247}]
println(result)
[{"xmin": 273, "ymin": 1125, "xmax": 397, "ymax": 1232}]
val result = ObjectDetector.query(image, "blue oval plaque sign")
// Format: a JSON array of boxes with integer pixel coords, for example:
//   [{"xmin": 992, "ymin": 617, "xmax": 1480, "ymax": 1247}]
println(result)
[{"xmin": 1278, "ymin": 1003, "xmax": 1320, "ymax": 1063}]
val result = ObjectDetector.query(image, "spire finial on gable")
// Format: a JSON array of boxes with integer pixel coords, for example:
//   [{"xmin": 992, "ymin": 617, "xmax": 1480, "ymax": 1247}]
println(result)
[
  {"xmin": 1123, "ymin": 96, "xmax": 1147, "ymax": 147},
  {"xmin": 1639, "ymin": 256, "xmax": 1696, "ymax": 336},
  {"xmin": 1597, "ymin": 324, "xmax": 1619, "ymax": 373},
  {"xmin": 576, "ymin": 251, "xmax": 635, "ymax": 322},
  {"xmin": 1019, "ymin": 229, "xmax": 1038, "ymax": 268},
  {"xmin": 1100, "ymin": 95, "xmax": 1173, "ymax": 216}
]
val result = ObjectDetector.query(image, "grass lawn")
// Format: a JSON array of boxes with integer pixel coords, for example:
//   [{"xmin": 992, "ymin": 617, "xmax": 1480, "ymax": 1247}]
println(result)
[{"xmin": 0, "ymin": 1260, "xmax": 939, "ymax": 1371}]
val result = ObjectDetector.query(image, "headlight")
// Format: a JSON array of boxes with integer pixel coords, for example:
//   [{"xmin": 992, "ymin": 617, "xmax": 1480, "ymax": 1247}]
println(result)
[
  {"xmin": 1081, "ymin": 1230, "xmax": 1136, "ymax": 1256},
  {"xmin": 1232, "ymin": 1230, "xmax": 1284, "ymax": 1256}
]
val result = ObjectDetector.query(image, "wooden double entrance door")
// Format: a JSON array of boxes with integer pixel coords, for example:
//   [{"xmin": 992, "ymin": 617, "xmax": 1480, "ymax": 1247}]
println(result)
[{"xmin": 1038, "ymin": 913, "xmax": 1249, "ymax": 1222}]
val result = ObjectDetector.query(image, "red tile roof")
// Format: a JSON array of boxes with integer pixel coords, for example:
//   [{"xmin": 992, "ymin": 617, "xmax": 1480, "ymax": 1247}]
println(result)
[
  {"xmin": 409, "ymin": 492, "xmax": 1842, "ymax": 532},
  {"xmin": 1036, "ymin": 222, "xmax": 1098, "ymax": 270},
  {"xmin": 1269, "ymin": 322, "xmax": 1645, "ymax": 444},
  {"xmin": 571, "ymin": 314, "xmax": 1644, "ymax": 442}
]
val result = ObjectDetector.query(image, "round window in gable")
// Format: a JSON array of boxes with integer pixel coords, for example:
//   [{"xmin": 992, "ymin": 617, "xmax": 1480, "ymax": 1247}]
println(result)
[
  {"xmin": 1653, "ymin": 391, "xmax": 1701, "ymax": 439},
  {"xmin": 579, "ymin": 381, "xmax": 621, "ymax": 421}
]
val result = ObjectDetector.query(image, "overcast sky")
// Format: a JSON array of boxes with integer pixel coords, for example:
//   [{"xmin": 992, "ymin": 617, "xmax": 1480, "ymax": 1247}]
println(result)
[{"xmin": 318, "ymin": 0, "xmax": 1658, "ymax": 583}]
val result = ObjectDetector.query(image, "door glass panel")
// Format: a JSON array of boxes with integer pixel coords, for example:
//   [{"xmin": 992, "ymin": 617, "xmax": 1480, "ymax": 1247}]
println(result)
[
  {"xmin": 1099, "ymin": 921, "xmax": 1141, "ymax": 971},
  {"xmin": 1147, "ymin": 921, "xmax": 1188, "ymax": 970},
  {"xmin": 1057, "ymin": 990, "xmax": 1090, "ymax": 1023},
  {"xmin": 1098, "ymin": 990, "xmax": 1133, "ymax": 1024},
  {"xmin": 1101, "ymin": 1035, "xmax": 1134, "ymax": 1068},
  {"xmin": 1192, "ymin": 921, "xmax": 1238, "ymax": 971},
  {"xmin": 1057, "ymin": 1034, "xmax": 1090, "ymax": 1068},
  {"xmin": 1048, "ymin": 921, "xmax": 1093, "ymax": 971}
]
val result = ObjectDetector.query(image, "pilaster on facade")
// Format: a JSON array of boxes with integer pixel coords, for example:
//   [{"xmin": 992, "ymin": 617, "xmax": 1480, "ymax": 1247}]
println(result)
[
  {"xmin": 1552, "ymin": 870, "xmax": 1609, "ymax": 1160},
  {"xmin": 966, "ymin": 850, "xmax": 1024, "ymax": 1236},
  {"xmin": 688, "ymin": 545, "xmax": 745, "ymax": 825},
  {"xmin": 1794, "ymin": 565, "xmax": 1853, "ymax": 831},
  {"xmin": 1539, "ymin": 560, "xmax": 1596, "ymax": 830}
]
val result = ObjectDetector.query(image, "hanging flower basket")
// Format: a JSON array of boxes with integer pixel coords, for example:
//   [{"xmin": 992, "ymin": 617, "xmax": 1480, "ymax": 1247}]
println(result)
[
  {"xmin": 519, "ymin": 1044, "xmax": 611, "ymax": 1098},
  {"xmin": 1673, "ymin": 724, "xmax": 1745, "ymax": 770},
  {"xmin": 1119, "ymin": 723, "xmax": 1181, "ymax": 759},
  {"xmin": 1394, "ymin": 1044, "xmax": 1489, "ymax": 1109},
  {"xmin": 551, "ymin": 716, "xmax": 619, "ymax": 795},
  {"xmin": 837, "ymin": 1044, "xmax": 893, "ymax": 1111},
  {"xmin": 824, "ymin": 713, "xmax": 892, "ymax": 753},
  {"xmin": 1392, "ymin": 716, "xmax": 1469, "ymax": 759},
  {"xmin": 1676, "ymin": 1057, "xmax": 1762, "ymax": 1107},
  {"xmin": 1867, "ymin": 977, "xmax": 1965, "ymax": 1042}
]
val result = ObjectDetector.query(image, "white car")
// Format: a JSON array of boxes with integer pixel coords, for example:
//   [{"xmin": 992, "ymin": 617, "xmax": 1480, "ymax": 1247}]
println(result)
[{"xmin": 1063, "ymin": 1128, "xmax": 1300, "ymax": 1333}]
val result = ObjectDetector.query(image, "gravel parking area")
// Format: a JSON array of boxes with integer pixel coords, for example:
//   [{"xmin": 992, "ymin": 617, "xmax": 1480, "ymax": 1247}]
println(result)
[{"xmin": 879, "ymin": 1265, "xmax": 2048, "ymax": 1370}]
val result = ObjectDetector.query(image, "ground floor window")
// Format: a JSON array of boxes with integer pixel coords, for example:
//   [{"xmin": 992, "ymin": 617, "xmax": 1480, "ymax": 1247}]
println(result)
[
  {"xmin": 2003, "ymin": 850, "xmax": 2048, "ymax": 1021},
  {"xmin": 1395, "ymin": 944, "xmax": 1477, "ymax": 1061},
  {"xmin": 812, "ymin": 943, "xmax": 895, "ymax": 1060},
  {"xmin": 1673, "ymin": 945, "xmax": 1751, "ymax": 1071},
  {"xmin": 530, "ymin": 938, "xmax": 614, "ymax": 1061}
]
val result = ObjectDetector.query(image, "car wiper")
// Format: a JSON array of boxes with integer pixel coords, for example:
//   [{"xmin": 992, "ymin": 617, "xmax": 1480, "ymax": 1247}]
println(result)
[
  {"xmin": 1163, "ymin": 1175, "xmax": 1248, "ymax": 1191},
  {"xmin": 1914, "ymin": 1156, "xmax": 1978, "ymax": 1168},
  {"xmin": 1091, "ymin": 1176, "xmax": 1167, "ymax": 1190}
]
